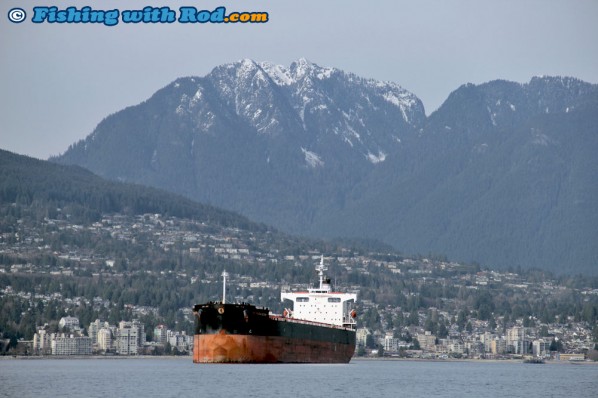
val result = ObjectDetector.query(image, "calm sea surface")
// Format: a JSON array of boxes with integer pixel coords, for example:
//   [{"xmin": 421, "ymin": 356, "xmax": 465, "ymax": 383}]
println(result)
[{"xmin": 1, "ymin": 358, "xmax": 596, "ymax": 398}]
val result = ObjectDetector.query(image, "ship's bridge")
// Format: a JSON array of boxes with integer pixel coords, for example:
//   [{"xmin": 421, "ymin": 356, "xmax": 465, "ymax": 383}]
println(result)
[{"xmin": 281, "ymin": 257, "xmax": 357, "ymax": 328}]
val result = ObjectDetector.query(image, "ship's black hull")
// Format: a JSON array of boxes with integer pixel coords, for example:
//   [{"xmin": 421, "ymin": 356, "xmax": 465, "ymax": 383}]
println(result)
[{"xmin": 193, "ymin": 302, "xmax": 356, "ymax": 363}]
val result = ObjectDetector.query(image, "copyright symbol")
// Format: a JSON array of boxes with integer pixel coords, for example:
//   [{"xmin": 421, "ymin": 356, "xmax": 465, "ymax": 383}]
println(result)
[{"xmin": 8, "ymin": 8, "xmax": 27, "ymax": 23}]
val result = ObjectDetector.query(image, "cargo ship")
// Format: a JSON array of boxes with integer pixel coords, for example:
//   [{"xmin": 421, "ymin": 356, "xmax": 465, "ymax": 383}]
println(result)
[{"xmin": 192, "ymin": 257, "xmax": 357, "ymax": 363}]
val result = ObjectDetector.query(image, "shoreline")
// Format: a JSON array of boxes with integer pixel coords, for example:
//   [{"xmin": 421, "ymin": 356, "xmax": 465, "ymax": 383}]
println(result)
[
  {"xmin": 0, "ymin": 355, "xmax": 191, "ymax": 361},
  {"xmin": 352, "ymin": 357, "xmax": 598, "ymax": 365},
  {"xmin": 2, "ymin": 355, "xmax": 596, "ymax": 365}
]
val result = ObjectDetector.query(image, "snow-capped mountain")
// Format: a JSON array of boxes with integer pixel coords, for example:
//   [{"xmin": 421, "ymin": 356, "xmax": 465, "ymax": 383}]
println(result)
[
  {"xmin": 56, "ymin": 58, "xmax": 426, "ymax": 231},
  {"xmin": 174, "ymin": 58, "xmax": 424, "ymax": 167},
  {"xmin": 55, "ymin": 61, "xmax": 598, "ymax": 274}
]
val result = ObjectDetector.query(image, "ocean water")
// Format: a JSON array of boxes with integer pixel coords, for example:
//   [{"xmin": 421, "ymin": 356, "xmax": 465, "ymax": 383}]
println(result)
[{"xmin": 1, "ymin": 358, "xmax": 596, "ymax": 398}]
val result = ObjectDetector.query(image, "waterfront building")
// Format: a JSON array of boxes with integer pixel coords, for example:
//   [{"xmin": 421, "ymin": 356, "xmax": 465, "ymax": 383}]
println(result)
[
  {"xmin": 507, "ymin": 326, "xmax": 529, "ymax": 354},
  {"xmin": 532, "ymin": 339, "xmax": 550, "ymax": 357},
  {"xmin": 480, "ymin": 332, "xmax": 495, "ymax": 353},
  {"xmin": 448, "ymin": 340, "xmax": 464, "ymax": 355},
  {"xmin": 97, "ymin": 328, "xmax": 113, "ymax": 352},
  {"xmin": 383, "ymin": 333, "xmax": 401, "ymax": 353},
  {"xmin": 491, "ymin": 337, "xmax": 507, "ymax": 355},
  {"xmin": 356, "ymin": 328, "xmax": 370, "ymax": 348},
  {"xmin": 32, "ymin": 327, "xmax": 52, "ymax": 355},
  {"xmin": 167, "ymin": 330, "xmax": 193, "ymax": 353},
  {"xmin": 116, "ymin": 322, "xmax": 139, "ymax": 355},
  {"xmin": 417, "ymin": 331, "xmax": 437, "ymax": 352},
  {"xmin": 132, "ymin": 320, "xmax": 146, "ymax": 348},
  {"xmin": 558, "ymin": 353, "xmax": 585, "ymax": 361},
  {"xmin": 154, "ymin": 324, "xmax": 168, "ymax": 345},
  {"xmin": 116, "ymin": 320, "xmax": 145, "ymax": 355},
  {"xmin": 88, "ymin": 319, "xmax": 110, "ymax": 345},
  {"xmin": 51, "ymin": 334, "xmax": 92, "ymax": 355}
]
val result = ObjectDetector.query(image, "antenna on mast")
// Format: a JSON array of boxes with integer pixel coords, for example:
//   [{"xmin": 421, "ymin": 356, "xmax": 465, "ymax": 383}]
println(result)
[
  {"xmin": 222, "ymin": 270, "xmax": 229, "ymax": 304},
  {"xmin": 316, "ymin": 255, "xmax": 328, "ymax": 289}
]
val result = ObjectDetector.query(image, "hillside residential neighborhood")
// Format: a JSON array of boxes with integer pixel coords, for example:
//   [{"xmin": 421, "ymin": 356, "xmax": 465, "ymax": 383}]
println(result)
[{"xmin": 1, "ymin": 212, "xmax": 597, "ymax": 360}]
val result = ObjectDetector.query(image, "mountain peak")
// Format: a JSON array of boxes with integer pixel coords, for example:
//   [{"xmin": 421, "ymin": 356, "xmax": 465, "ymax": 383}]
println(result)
[
  {"xmin": 259, "ymin": 61, "xmax": 295, "ymax": 86},
  {"xmin": 289, "ymin": 58, "xmax": 335, "ymax": 81},
  {"xmin": 529, "ymin": 75, "xmax": 585, "ymax": 87},
  {"xmin": 209, "ymin": 58, "xmax": 338, "ymax": 88},
  {"xmin": 432, "ymin": 76, "xmax": 597, "ymax": 124},
  {"xmin": 239, "ymin": 58, "xmax": 335, "ymax": 85},
  {"xmin": 54, "ymin": 62, "xmax": 598, "ymax": 275}
]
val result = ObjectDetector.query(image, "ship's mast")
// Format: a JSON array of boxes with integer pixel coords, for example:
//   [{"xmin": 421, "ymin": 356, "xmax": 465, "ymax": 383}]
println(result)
[
  {"xmin": 316, "ymin": 255, "xmax": 327, "ymax": 289},
  {"xmin": 222, "ymin": 270, "xmax": 228, "ymax": 304}
]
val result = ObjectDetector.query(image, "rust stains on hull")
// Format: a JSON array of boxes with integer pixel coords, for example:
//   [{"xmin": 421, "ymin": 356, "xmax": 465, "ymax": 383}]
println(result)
[{"xmin": 193, "ymin": 333, "xmax": 354, "ymax": 363}]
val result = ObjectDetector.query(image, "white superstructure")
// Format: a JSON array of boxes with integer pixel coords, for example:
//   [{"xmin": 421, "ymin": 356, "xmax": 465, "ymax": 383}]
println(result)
[{"xmin": 281, "ymin": 256, "xmax": 357, "ymax": 329}]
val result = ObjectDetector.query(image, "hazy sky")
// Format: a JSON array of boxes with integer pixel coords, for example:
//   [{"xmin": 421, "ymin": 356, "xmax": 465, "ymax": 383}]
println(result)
[{"xmin": 1, "ymin": 0, "xmax": 597, "ymax": 160}]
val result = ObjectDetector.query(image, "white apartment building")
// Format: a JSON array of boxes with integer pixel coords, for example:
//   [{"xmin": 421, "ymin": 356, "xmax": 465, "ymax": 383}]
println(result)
[
  {"xmin": 507, "ymin": 326, "xmax": 529, "ymax": 354},
  {"xmin": 88, "ymin": 319, "xmax": 110, "ymax": 344},
  {"xmin": 449, "ymin": 341, "xmax": 465, "ymax": 354},
  {"xmin": 491, "ymin": 337, "xmax": 507, "ymax": 355},
  {"xmin": 532, "ymin": 339, "xmax": 550, "ymax": 357},
  {"xmin": 384, "ymin": 334, "xmax": 401, "ymax": 353},
  {"xmin": 154, "ymin": 324, "xmax": 168, "ymax": 345},
  {"xmin": 480, "ymin": 332, "xmax": 495, "ymax": 353},
  {"xmin": 51, "ymin": 334, "xmax": 92, "ymax": 355},
  {"xmin": 116, "ymin": 323, "xmax": 139, "ymax": 355},
  {"xmin": 116, "ymin": 320, "xmax": 145, "ymax": 355},
  {"xmin": 356, "ymin": 328, "xmax": 370, "ymax": 348},
  {"xmin": 167, "ymin": 330, "xmax": 193, "ymax": 353},
  {"xmin": 32, "ymin": 328, "xmax": 52, "ymax": 355},
  {"xmin": 59, "ymin": 316, "xmax": 80, "ymax": 331},
  {"xmin": 97, "ymin": 328, "xmax": 113, "ymax": 351}
]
